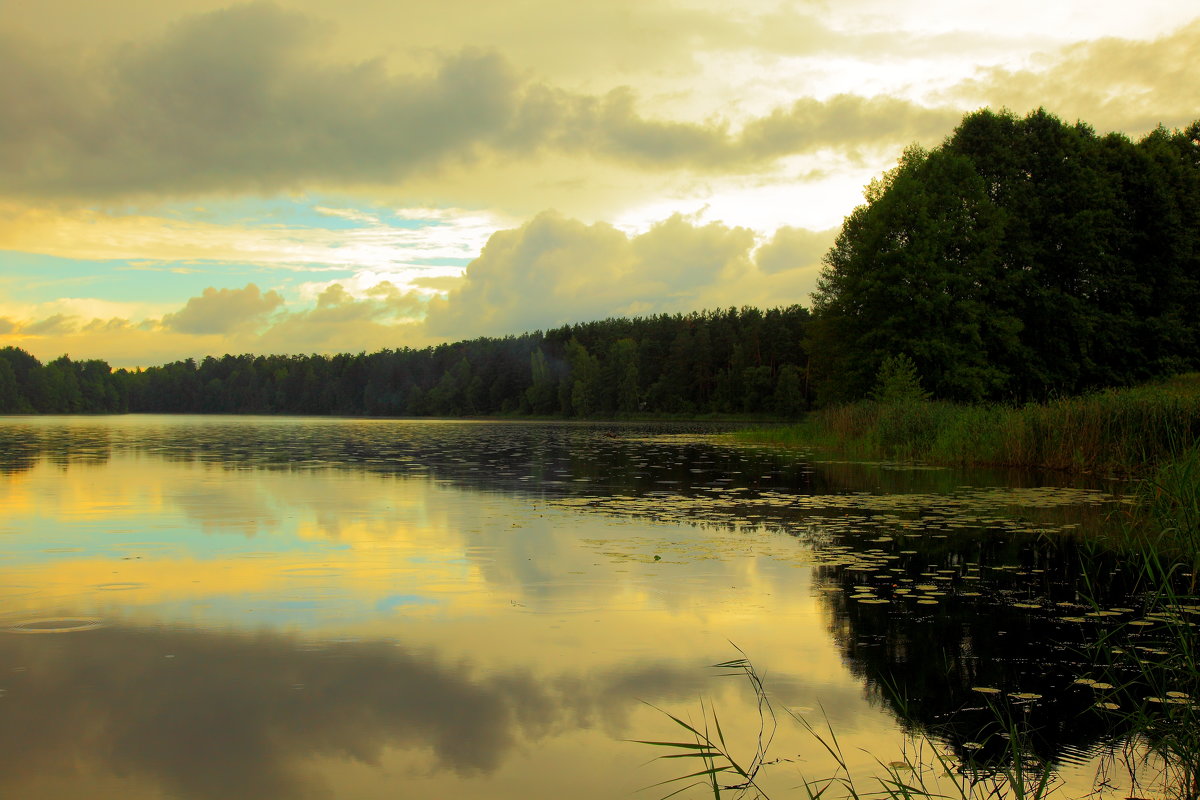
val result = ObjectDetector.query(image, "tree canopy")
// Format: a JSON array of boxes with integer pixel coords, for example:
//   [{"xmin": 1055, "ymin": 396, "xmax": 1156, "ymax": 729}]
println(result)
[{"xmin": 811, "ymin": 108, "xmax": 1200, "ymax": 403}]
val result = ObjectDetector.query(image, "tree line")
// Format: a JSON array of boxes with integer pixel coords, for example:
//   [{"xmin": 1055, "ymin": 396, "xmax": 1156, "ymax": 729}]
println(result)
[
  {"xmin": 1, "ymin": 306, "xmax": 810, "ymax": 416},
  {"xmin": 3, "ymin": 108, "xmax": 1197, "ymax": 417}
]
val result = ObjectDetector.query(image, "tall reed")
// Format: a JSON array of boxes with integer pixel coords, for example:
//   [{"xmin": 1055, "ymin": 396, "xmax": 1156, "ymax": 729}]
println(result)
[
  {"xmin": 1090, "ymin": 452, "xmax": 1200, "ymax": 799},
  {"xmin": 637, "ymin": 654, "xmax": 1061, "ymax": 800},
  {"xmin": 739, "ymin": 374, "xmax": 1200, "ymax": 476}
]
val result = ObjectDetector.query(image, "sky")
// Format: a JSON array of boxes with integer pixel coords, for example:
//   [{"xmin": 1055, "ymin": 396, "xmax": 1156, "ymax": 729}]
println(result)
[{"xmin": 1, "ymin": 0, "xmax": 1196, "ymax": 367}]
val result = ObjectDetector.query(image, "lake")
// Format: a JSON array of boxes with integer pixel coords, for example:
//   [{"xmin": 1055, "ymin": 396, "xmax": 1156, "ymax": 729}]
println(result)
[{"xmin": 0, "ymin": 416, "xmax": 1166, "ymax": 799}]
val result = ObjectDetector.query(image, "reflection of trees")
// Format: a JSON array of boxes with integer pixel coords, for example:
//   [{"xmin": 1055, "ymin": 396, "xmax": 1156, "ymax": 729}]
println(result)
[
  {"xmin": 815, "ymin": 530, "xmax": 1143, "ymax": 769},
  {"xmin": 0, "ymin": 419, "xmax": 1110, "ymax": 521},
  {"xmin": 0, "ymin": 625, "xmax": 707, "ymax": 800},
  {"xmin": 0, "ymin": 424, "xmax": 113, "ymax": 475},
  {"xmin": 0, "ymin": 419, "xmax": 814, "ymax": 501}
]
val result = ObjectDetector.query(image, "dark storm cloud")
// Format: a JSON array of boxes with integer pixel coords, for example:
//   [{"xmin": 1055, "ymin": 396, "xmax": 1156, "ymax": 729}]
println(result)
[{"xmin": 0, "ymin": 2, "xmax": 960, "ymax": 200}]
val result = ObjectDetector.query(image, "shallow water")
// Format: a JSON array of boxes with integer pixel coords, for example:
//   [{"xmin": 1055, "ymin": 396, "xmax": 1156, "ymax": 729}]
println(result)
[{"xmin": 0, "ymin": 416, "xmax": 1169, "ymax": 799}]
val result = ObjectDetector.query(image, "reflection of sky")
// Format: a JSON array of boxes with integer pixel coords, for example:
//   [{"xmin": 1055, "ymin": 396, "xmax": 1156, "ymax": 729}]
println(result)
[
  {"xmin": 0, "ymin": 450, "xmax": 833, "ymax": 634},
  {"xmin": 0, "ymin": 428, "xmax": 908, "ymax": 800},
  {"xmin": 0, "ymin": 418, "xmax": 1143, "ymax": 800}
]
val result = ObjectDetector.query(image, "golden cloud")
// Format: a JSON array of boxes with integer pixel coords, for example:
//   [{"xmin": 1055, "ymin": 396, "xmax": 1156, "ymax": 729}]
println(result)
[
  {"xmin": 425, "ymin": 212, "xmax": 827, "ymax": 338},
  {"xmin": 756, "ymin": 226, "xmax": 839, "ymax": 275},
  {"xmin": 161, "ymin": 283, "xmax": 284, "ymax": 335}
]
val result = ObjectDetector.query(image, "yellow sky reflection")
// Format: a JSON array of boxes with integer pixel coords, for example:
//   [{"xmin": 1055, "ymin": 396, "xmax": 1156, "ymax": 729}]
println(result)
[
  {"xmin": 1, "ymin": 455, "xmax": 838, "ymax": 647},
  {"xmin": 5, "ymin": 445, "xmax": 1119, "ymax": 800}
]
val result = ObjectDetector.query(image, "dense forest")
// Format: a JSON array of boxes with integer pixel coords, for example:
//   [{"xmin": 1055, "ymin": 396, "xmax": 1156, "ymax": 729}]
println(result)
[
  {"xmin": 2, "ymin": 108, "xmax": 1198, "ymax": 417},
  {"xmin": 0, "ymin": 307, "xmax": 810, "ymax": 416}
]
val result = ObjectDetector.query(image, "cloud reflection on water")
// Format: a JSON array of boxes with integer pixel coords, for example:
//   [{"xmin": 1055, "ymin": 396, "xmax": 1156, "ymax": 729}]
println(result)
[
  {"xmin": 0, "ymin": 625, "xmax": 685, "ymax": 797},
  {"xmin": 0, "ymin": 623, "xmax": 874, "ymax": 800}
]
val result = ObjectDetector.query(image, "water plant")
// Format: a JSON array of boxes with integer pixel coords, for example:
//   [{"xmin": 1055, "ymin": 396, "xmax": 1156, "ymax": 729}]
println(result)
[
  {"xmin": 642, "ymin": 533, "xmax": 1200, "ymax": 800},
  {"xmin": 1086, "ymin": 471, "xmax": 1200, "ymax": 800},
  {"xmin": 653, "ymin": 378, "xmax": 1200, "ymax": 798},
  {"xmin": 632, "ymin": 651, "xmax": 777, "ymax": 799},
  {"xmin": 1135, "ymin": 443, "xmax": 1200, "ymax": 567},
  {"xmin": 637, "ymin": 652, "xmax": 1061, "ymax": 800}
]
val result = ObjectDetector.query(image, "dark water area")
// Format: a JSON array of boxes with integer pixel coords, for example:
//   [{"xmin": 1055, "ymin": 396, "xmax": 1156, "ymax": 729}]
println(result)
[{"xmin": 0, "ymin": 415, "xmax": 1178, "ymax": 799}]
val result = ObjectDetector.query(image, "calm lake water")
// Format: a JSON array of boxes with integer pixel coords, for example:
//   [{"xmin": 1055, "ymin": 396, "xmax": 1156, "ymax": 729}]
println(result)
[{"xmin": 0, "ymin": 416, "xmax": 1162, "ymax": 799}]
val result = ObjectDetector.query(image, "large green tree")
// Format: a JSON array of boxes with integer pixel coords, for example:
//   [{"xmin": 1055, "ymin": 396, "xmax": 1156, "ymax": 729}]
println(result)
[
  {"xmin": 813, "ymin": 144, "xmax": 1015, "ymax": 403},
  {"xmin": 812, "ymin": 108, "xmax": 1200, "ymax": 403}
]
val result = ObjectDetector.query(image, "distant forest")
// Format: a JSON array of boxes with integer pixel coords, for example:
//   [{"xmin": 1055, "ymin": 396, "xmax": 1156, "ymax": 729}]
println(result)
[
  {"xmin": 0, "ymin": 307, "xmax": 810, "ymax": 416},
  {"xmin": 2, "ymin": 108, "xmax": 1198, "ymax": 417}
]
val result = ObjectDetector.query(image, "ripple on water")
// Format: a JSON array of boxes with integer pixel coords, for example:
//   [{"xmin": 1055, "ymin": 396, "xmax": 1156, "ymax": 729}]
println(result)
[{"xmin": 3, "ymin": 617, "xmax": 105, "ymax": 634}]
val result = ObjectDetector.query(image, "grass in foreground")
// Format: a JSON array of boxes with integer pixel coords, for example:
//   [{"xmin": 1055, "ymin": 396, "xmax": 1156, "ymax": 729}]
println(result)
[
  {"xmin": 636, "ymin": 654, "xmax": 1059, "ymax": 800},
  {"xmin": 1088, "ymin": 506, "xmax": 1200, "ymax": 800}
]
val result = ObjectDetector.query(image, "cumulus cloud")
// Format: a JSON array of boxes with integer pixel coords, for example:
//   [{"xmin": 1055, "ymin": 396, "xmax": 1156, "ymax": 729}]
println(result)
[
  {"xmin": 0, "ymin": 2, "xmax": 962, "ymax": 201},
  {"xmin": 755, "ymin": 226, "xmax": 838, "ymax": 275},
  {"xmin": 161, "ymin": 283, "xmax": 283, "ymax": 335},
  {"xmin": 4, "ymin": 283, "xmax": 435, "ymax": 367},
  {"xmin": 251, "ymin": 281, "xmax": 429, "ymax": 354},
  {"xmin": 22, "ymin": 313, "xmax": 80, "ymax": 337},
  {"xmin": 543, "ymin": 88, "xmax": 961, "ymax": 169},
  {"xmin": 81, "ymin": 317, "xmax": 136, "ymax": 334},
  {"xmin": 425, "ymin": 212, "xmax": 829, "ymax": 338},
  {"xmin": 2, "ymin": 211, "xmax": 836, "ymax": 365}
]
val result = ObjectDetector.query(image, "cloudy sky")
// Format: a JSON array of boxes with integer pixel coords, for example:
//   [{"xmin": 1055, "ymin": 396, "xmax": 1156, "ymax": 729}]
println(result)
[{"xmin": 1, "ymin": 0, "xmax": 1196, "ymax": 366}]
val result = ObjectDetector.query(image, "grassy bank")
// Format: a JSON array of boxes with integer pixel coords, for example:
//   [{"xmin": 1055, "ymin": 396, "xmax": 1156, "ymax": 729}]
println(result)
[{"xmin": 738, "ymin": 374, "xmax": 1200, "ymax": 476}]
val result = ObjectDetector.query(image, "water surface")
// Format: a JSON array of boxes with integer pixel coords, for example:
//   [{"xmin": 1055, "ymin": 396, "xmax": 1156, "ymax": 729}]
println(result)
[{"xmin": 0, "ymin": 416, "xmax": 1154, "ymax": 799}]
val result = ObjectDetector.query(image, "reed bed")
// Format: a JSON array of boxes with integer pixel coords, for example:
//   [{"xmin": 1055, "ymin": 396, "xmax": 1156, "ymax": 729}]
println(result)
[{"xmin": 739, "ymin": 374, "xmax": 1200, "ymax": 476}]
